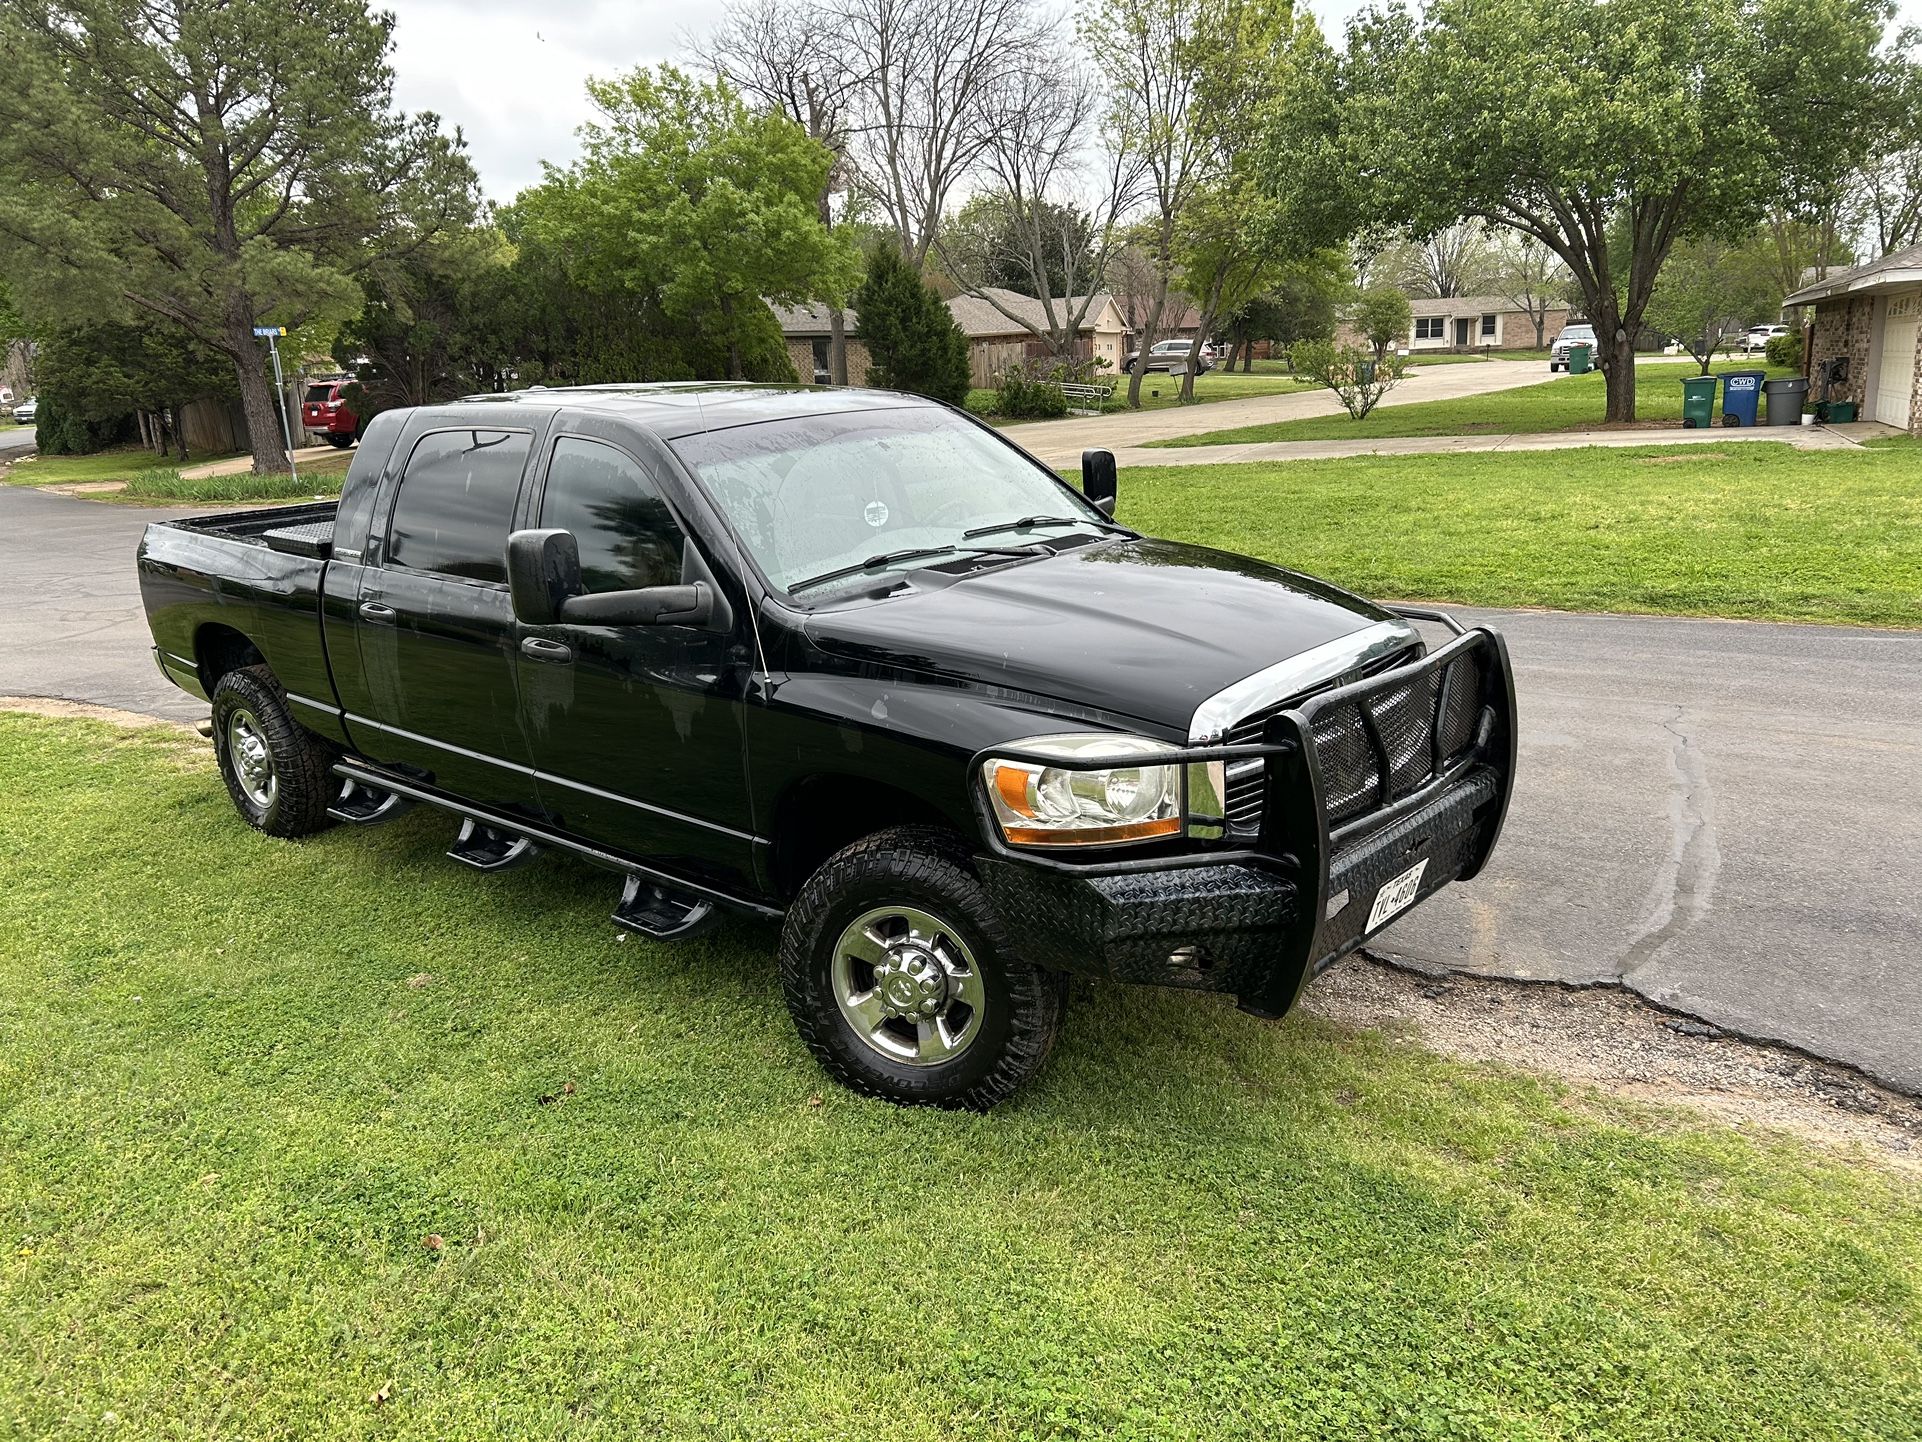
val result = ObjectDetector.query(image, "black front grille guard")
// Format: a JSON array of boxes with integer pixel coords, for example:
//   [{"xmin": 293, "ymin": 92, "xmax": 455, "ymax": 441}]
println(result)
[{"xmin": 969, "ymin": 618, "xmax": 1519, "ymax": 1014}]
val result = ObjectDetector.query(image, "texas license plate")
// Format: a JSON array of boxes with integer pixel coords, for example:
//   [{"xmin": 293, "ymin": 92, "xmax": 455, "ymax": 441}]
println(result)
[{"xmin": 1366, "ymin": 858, "xmax": 1429, "ymax": 933}]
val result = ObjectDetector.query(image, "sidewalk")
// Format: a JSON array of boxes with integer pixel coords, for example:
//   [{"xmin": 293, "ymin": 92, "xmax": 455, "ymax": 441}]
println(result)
[
  {"xmin": 1093, "ymin": 420, "xmax": 1902, "ymax": 470},
  {"xmin": 1013, "ymin": 360, "xmax": 1550, "ymax": 464}
]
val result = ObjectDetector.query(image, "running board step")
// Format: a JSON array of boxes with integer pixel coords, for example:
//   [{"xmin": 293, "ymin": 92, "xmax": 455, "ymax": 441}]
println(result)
[
  {"xmin": 328, "ymin": 777, "xmax": 414, "ymax": 826},
  {"xmin": 612, "ymin": 875, "xmax": 717, "ymax": 940},
  {"xmin": 446, "ymin": 818, "xmax": 541, "ymax": 872}
]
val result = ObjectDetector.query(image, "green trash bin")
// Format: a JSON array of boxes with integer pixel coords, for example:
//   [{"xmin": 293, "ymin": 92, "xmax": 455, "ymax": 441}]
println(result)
[
  {"xmin": 1568, "ymin": 343, "xmax": 1593, "ymax": 375},
  {"xmin": 1680, "ymin": 374, "xmax": 1717, "ymax": 428}
]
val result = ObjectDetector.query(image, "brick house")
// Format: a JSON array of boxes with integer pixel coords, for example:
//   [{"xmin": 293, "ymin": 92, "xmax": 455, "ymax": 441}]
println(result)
[
  {"xmin": 769, "ymin": 301, "xmax": 872, "ymax": 387},
  {"xmin": 1336, "ymin": 294, "xmax": 1570, "ymax": 353},
  {"xmin": 1784, "ymin": 242, "xmax": 1922, "ymax": 434},
  {"xmin": 945, "ymin": 289, "xmax": 1130, "ymax": 388}
]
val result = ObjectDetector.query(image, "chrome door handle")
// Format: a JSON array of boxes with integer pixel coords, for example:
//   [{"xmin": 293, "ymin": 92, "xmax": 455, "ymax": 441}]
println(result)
[
  {"xmin": 358, "ymin": 601, "xmax": 397, "ymax": 623},
  {"xmin": 520, "ymin": 636, "xmax": 573, "ymax": 665}
]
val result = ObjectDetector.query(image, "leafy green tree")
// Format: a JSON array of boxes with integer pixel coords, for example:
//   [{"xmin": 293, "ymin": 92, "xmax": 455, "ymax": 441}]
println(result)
[
  {"xmin": 942, "ymin": 193, "xmax": 1098, "ymax": 301},
  {"xmin": 1219, "ymin": 249, "xmax": 1349, "ymax": 369},
  {"xmin": 1646, "ymin": 234, "xmax": 1781, "ymax": 372},
  {"xmin": 853, "ymin": 245, "xmax": 971, "ymax": 403},
  {"xmin": 520, "ymin": 66, "xmax": 857, "ymax": 381},
  {"xmin": 333, "ymin": 230, "xmax": 518, "ymax": 413},
  {"xmin": 1349, "ymin": 286, "xmax": 1413, "ymax": 361},
  {"xmin": 1342, "ymin": 0, "xmax": 1892, "ymax": 420},
  {"xmin": 0, "ymin": 0, "xmax": 478, "ymax": 472},
  {"xmin": 36, "ymin": 323, "xmax": 234, "ymax": 457}
]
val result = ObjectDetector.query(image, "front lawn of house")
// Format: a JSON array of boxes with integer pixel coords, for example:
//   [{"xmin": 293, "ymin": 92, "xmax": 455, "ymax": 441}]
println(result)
[
  {"xmin": 1, "ymin": 710, "xmax": 1918, "ymax": 1439},
  {"xmin": 1119, "ymin": 441, "xmax": 1922, "ymax": 628},
  {"xmin": 1150, "ymin": 365, "xmax": 1800, "ymax": 447},
  {"xmin": 0, "ymin": 445, "xmax": 246, "ymax": 488},
  {"xmin": 971, "ymin": 365, "xmax": 1314, "ymax": 421}
]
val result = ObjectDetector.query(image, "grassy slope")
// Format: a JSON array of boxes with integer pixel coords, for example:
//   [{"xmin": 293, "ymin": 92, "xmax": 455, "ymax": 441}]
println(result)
[
  {"xmin": 119, "ymin": 452, "xmax": 350, "ymax": 504},
  {"xmin": 1119, "ymin": 442, "xmax": 1922, "ymax": 628},
  {"xmin": 1, "ymin": 713, "xmax": 1918, "ymax": 1440},
  {"xmin": 1152, "ymin": 365, "xmax": 1796, "ymax": 447},
  {"xmin": 1, "ymin": 446, "xmax": 246, "ymax": 488}
]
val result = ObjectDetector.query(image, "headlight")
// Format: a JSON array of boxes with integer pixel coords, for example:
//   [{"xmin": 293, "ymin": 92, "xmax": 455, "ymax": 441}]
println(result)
[{"xmin": 981, "ymin": 733, "xmax": 1183, "ymax": 847}]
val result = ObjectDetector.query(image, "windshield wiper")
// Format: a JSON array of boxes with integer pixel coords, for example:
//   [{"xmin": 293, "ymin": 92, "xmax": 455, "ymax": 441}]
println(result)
[
  {"xmin": 962, "ymin": 513, "xmax": 1128, "ymax": 541},
  {"xmin": 788, "ymin": 542, "xmax": 1056, "ymax": 597}
]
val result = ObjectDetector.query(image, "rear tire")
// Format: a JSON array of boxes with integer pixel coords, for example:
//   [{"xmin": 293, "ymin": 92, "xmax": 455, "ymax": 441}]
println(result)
[
  {"xmin": 779, "ymin": 827, "xmax": 1067, "ymax": 1109},
  {"xmin": 210, "ymin": 666, "xmax": 337, "ymax": 838},
  {"xmin": 324, "ymin": 433, "xmax": 353, "ymax": 449}
]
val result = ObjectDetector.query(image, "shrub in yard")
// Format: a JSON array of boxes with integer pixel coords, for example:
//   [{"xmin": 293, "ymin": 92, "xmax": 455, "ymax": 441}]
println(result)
[
  {"xmin": 993, "ymin": 364, "xmax": 1069, "ymax": 420},
  {"xmin": 852, "ymin": 244, "xmax": 972, "ymax": 404},
  {"xmin": 1291, "ymin": 339, "xmax": 1409, "ymax": 419},
  {"xmin": 1764, "ymin": 331, "xmax": 1803, "ymax": 369},
  {"xmin": 963, "ymin": 389, "xmax": 1001, "ymax": 418}
]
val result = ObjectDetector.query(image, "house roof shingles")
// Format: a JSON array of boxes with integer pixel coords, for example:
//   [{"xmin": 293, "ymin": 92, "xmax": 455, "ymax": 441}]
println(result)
[
  {"xmin": 945, "ymin": 287, "xmax": 1119, "ymax": 339},
  {"xmin": 1782, "ymin": 242, "xmax": 1922, "ymax": 307}
]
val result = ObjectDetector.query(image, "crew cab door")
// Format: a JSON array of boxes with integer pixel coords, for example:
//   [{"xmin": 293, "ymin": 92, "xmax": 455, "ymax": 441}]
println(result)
[
  {"xmin": 345, "ymin": 424, "xmax": 541, "ymax": 812},
  {"xmin": 513, "ymin": 429, "xmax": 760, "ymax": 891}
]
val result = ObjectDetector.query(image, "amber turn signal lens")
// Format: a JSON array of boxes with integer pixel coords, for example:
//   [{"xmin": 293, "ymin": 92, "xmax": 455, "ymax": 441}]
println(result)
[{"xmin": 1001, "ymin": 816, "xmax": 1183, "ymax": 847}]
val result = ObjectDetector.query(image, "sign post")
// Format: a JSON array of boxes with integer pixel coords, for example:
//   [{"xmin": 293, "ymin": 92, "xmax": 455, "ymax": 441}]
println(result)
[{"xmin": 251, "ymin": 325, "xmax": 298, "ymax": 487}]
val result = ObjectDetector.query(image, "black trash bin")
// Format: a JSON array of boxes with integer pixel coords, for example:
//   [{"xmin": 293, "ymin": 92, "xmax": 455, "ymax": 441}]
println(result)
[{"xmin": 1763, "ymin": 376, "xmax": 1809, "ymax": 426}]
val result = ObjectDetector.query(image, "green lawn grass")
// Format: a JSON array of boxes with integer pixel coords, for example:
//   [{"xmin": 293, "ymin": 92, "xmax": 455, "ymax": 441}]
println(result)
[
  {"xmin": 2, "ymin": 711, "xmax": 1920, "ymax": 1439},
  {"xmin": 1152, "ymin": 365, "xmax": 1798, "ymax": 447},
  {"xmin": 0, "ymin": 445, "xmax": 246, "ymax": 487},
  {"xmin": 1119, "ymin": 442, "xmax": 1922, "ymax": 627},
  {"xmin": 119, "ymin": 453, "xmax": 350, "ymax": 504}
]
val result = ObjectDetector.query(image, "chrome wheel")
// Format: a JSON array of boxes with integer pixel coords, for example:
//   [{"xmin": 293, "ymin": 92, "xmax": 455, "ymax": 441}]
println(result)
[
  {"xmin": 225, "ymin": 707, "xmax": 277, "ymax": 810},
  {"xmin": 831, "ymin": 904, "xmax": 985, "ymax": 1066}
]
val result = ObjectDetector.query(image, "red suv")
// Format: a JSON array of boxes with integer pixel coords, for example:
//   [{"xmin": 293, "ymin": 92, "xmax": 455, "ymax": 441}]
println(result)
[{"xmin": 300, "ymin": 380, "xmax": 362, "ymax": 448}]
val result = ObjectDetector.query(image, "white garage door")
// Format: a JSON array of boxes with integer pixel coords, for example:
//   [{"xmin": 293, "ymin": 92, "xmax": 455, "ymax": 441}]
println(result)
[{"xmin": 1876, "ymin": 292, "xmax": 1920, "ymax": 429}]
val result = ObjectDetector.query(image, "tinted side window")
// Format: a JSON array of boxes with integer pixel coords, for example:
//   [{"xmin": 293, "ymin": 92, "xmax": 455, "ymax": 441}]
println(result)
[
  {"xmin": 386, "ymin": 429, "xmax": 531, "ymax": 582},
  {"xmin": 539, "ymin": 437, "xmax": 685, "ymax": 593}
]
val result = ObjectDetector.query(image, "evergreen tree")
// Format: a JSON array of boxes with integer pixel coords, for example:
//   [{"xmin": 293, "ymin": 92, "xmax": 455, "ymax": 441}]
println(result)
[{"xmin": 854, "ymin": 246, "xmax": 972, "ymax": 403}]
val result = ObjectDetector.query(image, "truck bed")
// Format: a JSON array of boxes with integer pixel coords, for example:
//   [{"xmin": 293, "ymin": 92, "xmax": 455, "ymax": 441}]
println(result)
[{"xmin": 163, "ymin": 500, "xmax": 339, "ymax": 558}]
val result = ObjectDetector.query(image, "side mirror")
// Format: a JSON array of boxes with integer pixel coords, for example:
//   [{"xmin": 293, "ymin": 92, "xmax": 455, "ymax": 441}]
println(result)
[
  {"xmin": 1081, "ymin": 448, "xmax": 1118, "ymax": 517},
  {"xmin": 506, "ymin": 528, "xmax": 581, "ymax": 625}
]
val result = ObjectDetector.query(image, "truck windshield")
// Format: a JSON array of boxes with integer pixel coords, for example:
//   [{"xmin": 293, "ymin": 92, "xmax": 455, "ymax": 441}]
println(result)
[{"xmin": 669, "ymin": 406, "xmax": 1113, "ymax": 597}]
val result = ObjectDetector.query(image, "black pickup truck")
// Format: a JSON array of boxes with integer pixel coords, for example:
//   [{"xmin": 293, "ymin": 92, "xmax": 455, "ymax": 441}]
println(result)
[{"xmin": 138, "ymin": 384, "xmax": 1516, "ymax": 1108}]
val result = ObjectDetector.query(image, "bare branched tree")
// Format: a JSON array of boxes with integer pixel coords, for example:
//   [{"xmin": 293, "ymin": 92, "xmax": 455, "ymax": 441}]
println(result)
[
  {"xmin": 933, "ymin": 63, "xmax": 1142, "ymax": 367},
  {"xmin": 693, "ymin": 0, "xmax": 865, "ymax": 380},
  {"xmin": 1488, "ymin": 228, "xmax": 1567, "ymax": 348},
  {"xmin": 834, "ymin": 0, "xmax": 1048, "ymax": 268},
  {"xmin": 1087, "ymin": 0, "xmax": 1212, "ymax": 408}
]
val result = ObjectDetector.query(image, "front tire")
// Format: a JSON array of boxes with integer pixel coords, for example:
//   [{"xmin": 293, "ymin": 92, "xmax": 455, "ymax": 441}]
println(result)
[
  {"xmin": 779, "ymin": 827, "xmax": 1067, "ymax": 1109},
  {"xmin": 210, "ymin": 665, "xmax": 337, "ymax": 838}
]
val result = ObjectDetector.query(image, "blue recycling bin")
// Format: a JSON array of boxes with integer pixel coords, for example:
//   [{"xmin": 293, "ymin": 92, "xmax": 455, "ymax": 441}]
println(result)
[{"xmin": 1719, "ymin": 369, "xmax": 1766, "ymax": 426}]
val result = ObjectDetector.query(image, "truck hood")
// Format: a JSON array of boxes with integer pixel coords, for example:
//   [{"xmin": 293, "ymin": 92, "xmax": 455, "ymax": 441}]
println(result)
[{"xmin": 800, "ymin": 537, "xmax": 1399, "ymax": 734}]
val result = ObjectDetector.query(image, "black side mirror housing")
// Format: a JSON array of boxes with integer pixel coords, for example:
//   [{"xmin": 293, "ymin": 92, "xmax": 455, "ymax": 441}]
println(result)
[
  {"xmin": 1081, "ymin": 448, "xmax": 1118, "ymax": 517},
  {"xmin": 508, "ymin": 527, "xmax": 724, "ymax": 630},
  {"xmin": 506, "ymin": 528, "xmax": 581, "ymax": 625}
]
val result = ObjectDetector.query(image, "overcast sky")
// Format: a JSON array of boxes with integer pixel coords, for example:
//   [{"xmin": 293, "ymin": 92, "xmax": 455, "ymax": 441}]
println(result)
[{"xmin": 383, "ymin": 0, "xmax": 1921, "ymax": 202}]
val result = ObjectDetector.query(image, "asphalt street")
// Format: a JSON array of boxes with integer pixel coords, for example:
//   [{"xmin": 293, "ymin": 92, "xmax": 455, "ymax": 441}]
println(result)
[
  {"xmin": 1378, "ymin": 609, "xmax": 1922, "ymax": 1095},
  {"xmin": 0, "ymin": 425, "xmax": 39, "ymax": 454},
  {"xmin": 2, "ymin": 481, "xmax": 1917, "ymax": 1091}
]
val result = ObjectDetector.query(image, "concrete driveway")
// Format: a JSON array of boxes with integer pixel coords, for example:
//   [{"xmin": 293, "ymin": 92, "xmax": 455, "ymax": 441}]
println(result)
[
  {"xmin": 1014, "ymin": 359, "xmax": 1552, "ymax": 466},
  {"xmin": 1378, "ymin": 608, "xmax": 1922, "ymax": 1095},
  {"xmin": 2, "ymin": 481, "xmax": 1916, "ymax": 1093}
]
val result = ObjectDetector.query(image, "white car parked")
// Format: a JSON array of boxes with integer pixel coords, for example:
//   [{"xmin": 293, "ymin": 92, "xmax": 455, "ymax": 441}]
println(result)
[
  {"xmin": 11, "ymin": 396, "xmax": 37, "ymax": 424},
  {"xmin": 1742, "ymin": 324, "xmax": 1790, "ymax": 354}
]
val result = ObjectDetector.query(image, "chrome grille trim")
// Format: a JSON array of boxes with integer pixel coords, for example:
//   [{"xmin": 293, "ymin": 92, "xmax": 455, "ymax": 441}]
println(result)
[{"xmin": 1187, "ymin": 619, "xmax": 1421, "ymax": 745}]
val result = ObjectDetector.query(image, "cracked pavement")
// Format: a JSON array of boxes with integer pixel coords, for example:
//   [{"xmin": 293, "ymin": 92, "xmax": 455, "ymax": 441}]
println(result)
[
  {"xmin": 1376, "ymin": 608, "xmax": 1922, "ymax": 1095},
  {"xmin": 2, "ymin": 483, "xmax": 1918, "ymax": 1092}
]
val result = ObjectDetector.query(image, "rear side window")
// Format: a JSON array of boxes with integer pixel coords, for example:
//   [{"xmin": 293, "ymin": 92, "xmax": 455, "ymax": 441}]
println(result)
[
  {"xmin": 538, "ymin": 437, "xmax": 685, "ymax": 593},
  {"xmin": 305, "ymin": 384, "xmax": 333, "ymax": 404},
  {"xmin": 386, "ymin": 429, "xmax": 531, "ymax": 582}
]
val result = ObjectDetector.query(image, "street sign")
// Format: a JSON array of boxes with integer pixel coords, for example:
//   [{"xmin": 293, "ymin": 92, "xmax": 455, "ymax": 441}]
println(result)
[{"xmin": 252, "ymin": 325, "xmax": 286, "ymax": 337}]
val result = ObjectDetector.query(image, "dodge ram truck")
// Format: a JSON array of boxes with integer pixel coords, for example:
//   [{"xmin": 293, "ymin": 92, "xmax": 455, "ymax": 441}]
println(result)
[{"xmin": 138, "ymin": 383, "xmax": 1516, "ymax": 1108}]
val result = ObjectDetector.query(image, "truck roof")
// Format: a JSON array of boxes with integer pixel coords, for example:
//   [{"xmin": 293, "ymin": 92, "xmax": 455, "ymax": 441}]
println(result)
[{"xmin": 453, "ymin": 382, "xmax": 938, "ymax": 441}]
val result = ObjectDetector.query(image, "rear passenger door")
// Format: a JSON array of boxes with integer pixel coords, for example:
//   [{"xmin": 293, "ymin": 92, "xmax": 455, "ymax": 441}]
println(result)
[
  {"xmin": 514, "ymin": 431, "xmax": 760, "ymax": 892},
  {"xmin": 349, "ymin": 425, "xmax": 541, "ymax": 813}
]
